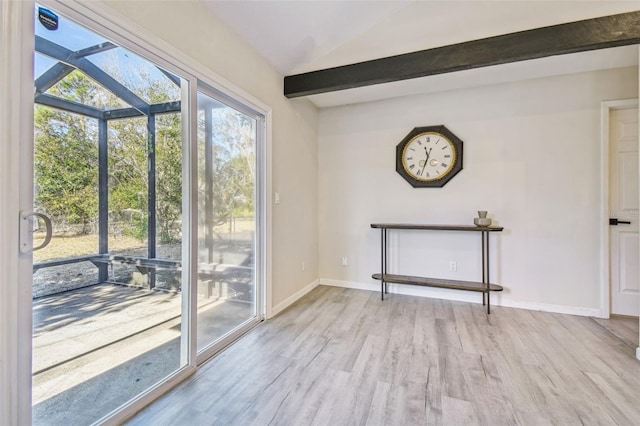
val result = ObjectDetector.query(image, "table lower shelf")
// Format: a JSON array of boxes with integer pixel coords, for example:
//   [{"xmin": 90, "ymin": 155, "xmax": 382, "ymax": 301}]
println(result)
[{"xmin": 372, "ymin": 273, "xmax": 503, "ymax": 292}]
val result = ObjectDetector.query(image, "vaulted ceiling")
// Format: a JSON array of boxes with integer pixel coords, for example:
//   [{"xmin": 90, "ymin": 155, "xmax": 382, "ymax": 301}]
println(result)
[{"xmin": 201, "ymin": 1, "xmax": 640, "ymax": 107}]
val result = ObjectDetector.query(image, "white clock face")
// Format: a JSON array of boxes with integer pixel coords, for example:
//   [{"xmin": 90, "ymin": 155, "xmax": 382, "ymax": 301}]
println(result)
[{"xmin": 401, "ymin": 131, "xmax": 456, "ymax": 181}]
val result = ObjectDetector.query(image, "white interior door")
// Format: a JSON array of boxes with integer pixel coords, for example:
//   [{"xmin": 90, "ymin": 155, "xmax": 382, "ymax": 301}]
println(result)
[{"xmin": 609, "ymin": 106, "xmax": 640, "ymax": 317}]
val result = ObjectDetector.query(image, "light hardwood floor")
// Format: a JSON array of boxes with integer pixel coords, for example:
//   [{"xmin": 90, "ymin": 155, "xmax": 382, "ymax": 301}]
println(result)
[
  {"xmin": 591, "ymin": 315, "xmax": 639, "ymax": 349},
  {"xmin": 127, "ymin": 286, "xmax": 640, "ymax": 425}
]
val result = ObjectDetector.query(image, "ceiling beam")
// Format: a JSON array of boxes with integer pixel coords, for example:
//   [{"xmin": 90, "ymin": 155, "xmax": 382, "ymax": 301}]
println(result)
[
  {"xmin": 35, "ymin": 36, "xmax": 150, "ymax": 115},
  {"xmin": 284, "ymin": 10, "xmax": 640, "ymax": 98}
]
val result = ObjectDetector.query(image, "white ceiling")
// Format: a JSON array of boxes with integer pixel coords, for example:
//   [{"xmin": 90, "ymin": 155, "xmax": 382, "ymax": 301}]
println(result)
[{"xmin": 201, "ymin": 1, "xmax": 640, "ymax": 107}]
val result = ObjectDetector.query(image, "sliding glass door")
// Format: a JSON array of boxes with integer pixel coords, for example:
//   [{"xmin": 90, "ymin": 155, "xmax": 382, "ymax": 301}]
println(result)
[
  {"xmin": 25, "ymin": 3, "xmax": 266, "ymax": 424},
  {"xmin": 196, "ymin": 88, "xmax": 262, "ymax": 355},
  {"xmin": 32, "ymin": 7, "xmax": 188, "ymax": 424}
]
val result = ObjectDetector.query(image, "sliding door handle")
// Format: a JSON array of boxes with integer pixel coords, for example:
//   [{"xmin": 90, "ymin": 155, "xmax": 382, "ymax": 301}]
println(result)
[{"xmin": 19, "ymin": 211, "xmax": 52, "ymax": 253}]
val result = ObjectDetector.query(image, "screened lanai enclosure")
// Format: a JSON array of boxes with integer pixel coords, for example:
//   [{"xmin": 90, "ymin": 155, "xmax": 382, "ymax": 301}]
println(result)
[
  {"xmin": 33, "ymin": 33, "xmax": 185, "ymax": 295},
  {"xmin": 31, "ymin": 7, "xmax": 261, "ymax": 425}
]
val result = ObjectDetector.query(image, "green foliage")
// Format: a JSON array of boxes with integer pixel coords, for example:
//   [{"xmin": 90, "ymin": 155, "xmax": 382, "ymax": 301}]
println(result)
[
  {"xmin": 35, "ymin": 72, "xmax": 99, "ymax": 234},
  {"xmin": 107, "ymin": 116, "xmax": 148, "ymax": 241},
  {"xmin": 125, "ymin": 213, "xmax": 149, "ymax": 241},
  {"xmin": 156, "ymin": 113, "xmax": 183, "ymax": 243},
  {"xmin": 200, "ymin": 107, "xmax": 256, "ymax": 229},
  {"xmin": 35, "ymin": 63, "xmax": 256, "ymax": 251}
]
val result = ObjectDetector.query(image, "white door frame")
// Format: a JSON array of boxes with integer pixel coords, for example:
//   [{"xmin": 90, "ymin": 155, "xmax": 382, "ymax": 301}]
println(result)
[
  {"xmin": 0, "ymin": 1, "xmax": 36, "ymax": 424},
  {"xmin": 599, "ymin": 98, "xmax": 639, "ymax": 320}
]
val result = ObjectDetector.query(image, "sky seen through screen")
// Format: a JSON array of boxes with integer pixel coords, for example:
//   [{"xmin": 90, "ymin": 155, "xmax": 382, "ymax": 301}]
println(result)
[{"xmin": 34, "ymin": 4, "xmax": 180, "ymax": 106}]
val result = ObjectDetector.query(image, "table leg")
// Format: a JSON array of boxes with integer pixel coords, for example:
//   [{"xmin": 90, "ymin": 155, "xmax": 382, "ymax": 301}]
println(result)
[
  {"xmin": 384, "ymin": 228, "xmax": 388, "ymax": 295},
  {"xmin": 380, "ymin": 228, "xmax": 384, "ymax": 300},
  {"xmin": 481, "ymin": 231, "xmax": 486, "ymax": 307},
  {"xmin": 486, "ymin": 231, "xmax": 491, "ymax": 314}
]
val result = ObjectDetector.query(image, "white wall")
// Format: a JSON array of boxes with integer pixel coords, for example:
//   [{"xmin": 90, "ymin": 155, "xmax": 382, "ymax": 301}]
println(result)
[
  {"xmin": 319, "ymin": 67, "xmax": 638, "ymax": 315},
  {"xmin": 101, "ymin": 0, "xmax": 319, "ymax": 310}
]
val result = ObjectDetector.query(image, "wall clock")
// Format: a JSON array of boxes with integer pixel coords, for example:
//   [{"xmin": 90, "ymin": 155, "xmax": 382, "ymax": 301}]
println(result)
[{"xmin": 396, "ymin": 125, "xmax": 463, "ymax": 188}]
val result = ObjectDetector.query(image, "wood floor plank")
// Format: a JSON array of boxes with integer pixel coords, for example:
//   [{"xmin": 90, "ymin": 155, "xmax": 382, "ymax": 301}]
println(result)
[
  {"xmin": 364, "ymin": 381, "xmax": 391, "ymax": 426},
  {"xmin": 441, "ymin": 395, "xmax": 478, "ymax": 425},
  {"xmin": 126, "ymin": 286, "xmax": 640, "ymax": 425},
  {"xmin": 591, "ymin": 315, "xmax": 639, "ymax": 348},
  {"xmin": 287, "ymin": 366, "xmax": 346, "ymax": 425},
  {"xmin": 329, "ymin": 334, "xmax": 387, "ymax": 425},
  {"xmin": 308, "ymin": 369, "xmax": 352, "ymax": 426},
  {"xmin": 382, "ymin": 384, "xmax": 409, "ymax": 425}
]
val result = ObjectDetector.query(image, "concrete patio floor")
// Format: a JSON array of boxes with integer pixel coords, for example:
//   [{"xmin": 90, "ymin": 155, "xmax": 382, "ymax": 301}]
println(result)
[{"xmin": 32, "ymin": 283, "xmax": 255, "ymax": 426}]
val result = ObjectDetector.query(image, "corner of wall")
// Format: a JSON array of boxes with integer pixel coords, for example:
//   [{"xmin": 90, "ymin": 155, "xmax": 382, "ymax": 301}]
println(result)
[{"xmin": 268, "ymin": 279, "xmax": 319, "ymax": 319}]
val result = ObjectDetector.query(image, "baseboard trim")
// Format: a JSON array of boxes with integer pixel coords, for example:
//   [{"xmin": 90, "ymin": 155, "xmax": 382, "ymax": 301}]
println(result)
[
  {"xmin": 319, "ymin": 278, "xmax": 602, "ymax": 318},
  {"xmin": 496, "ymin": 298, "xmax": 602, "ymax": 317},
  {"xmin": 268, "ymin": 279, "xmax": 319, "ymax": 319}
]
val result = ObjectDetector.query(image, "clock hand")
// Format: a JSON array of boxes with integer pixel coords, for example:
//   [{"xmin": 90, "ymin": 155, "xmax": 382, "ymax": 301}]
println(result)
[{"xmin": 421, "ymin": 147, "xmax": 431, "ymax": 175}]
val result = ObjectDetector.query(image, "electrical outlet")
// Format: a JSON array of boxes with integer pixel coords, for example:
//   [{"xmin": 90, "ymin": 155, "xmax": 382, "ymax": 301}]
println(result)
[
  {"xmin": 341, "ymin": 257, "xmax": 348, "ymax": 266},
  {"xmin": 302, "ymin": 261, "xmax": 306, "ymax": 271},
  {"xmin": 449, "ymin": 261, "xmax": 457, "ymax": 272}
]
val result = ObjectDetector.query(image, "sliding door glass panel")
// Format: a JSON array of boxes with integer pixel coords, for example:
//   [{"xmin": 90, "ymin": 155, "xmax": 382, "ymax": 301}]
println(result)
[
  {"xmin": 197, "ymin": 91, "xmax": 257, "ymax": 352},
  {"xmin": 32, "ymin": 6, "xmax": 187, "ymax": 424}
]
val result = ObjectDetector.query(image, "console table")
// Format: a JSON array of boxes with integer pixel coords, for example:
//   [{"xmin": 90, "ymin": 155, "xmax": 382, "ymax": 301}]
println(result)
[{"xmin": 371, "ymin": 223, "xmax": 504, "ymax": 314}]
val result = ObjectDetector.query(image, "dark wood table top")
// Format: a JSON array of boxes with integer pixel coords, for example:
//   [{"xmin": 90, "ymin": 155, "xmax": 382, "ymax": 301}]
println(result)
[{"xmin": 371, "ymin": 223, "xmax": 503, "ymax": 232}]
